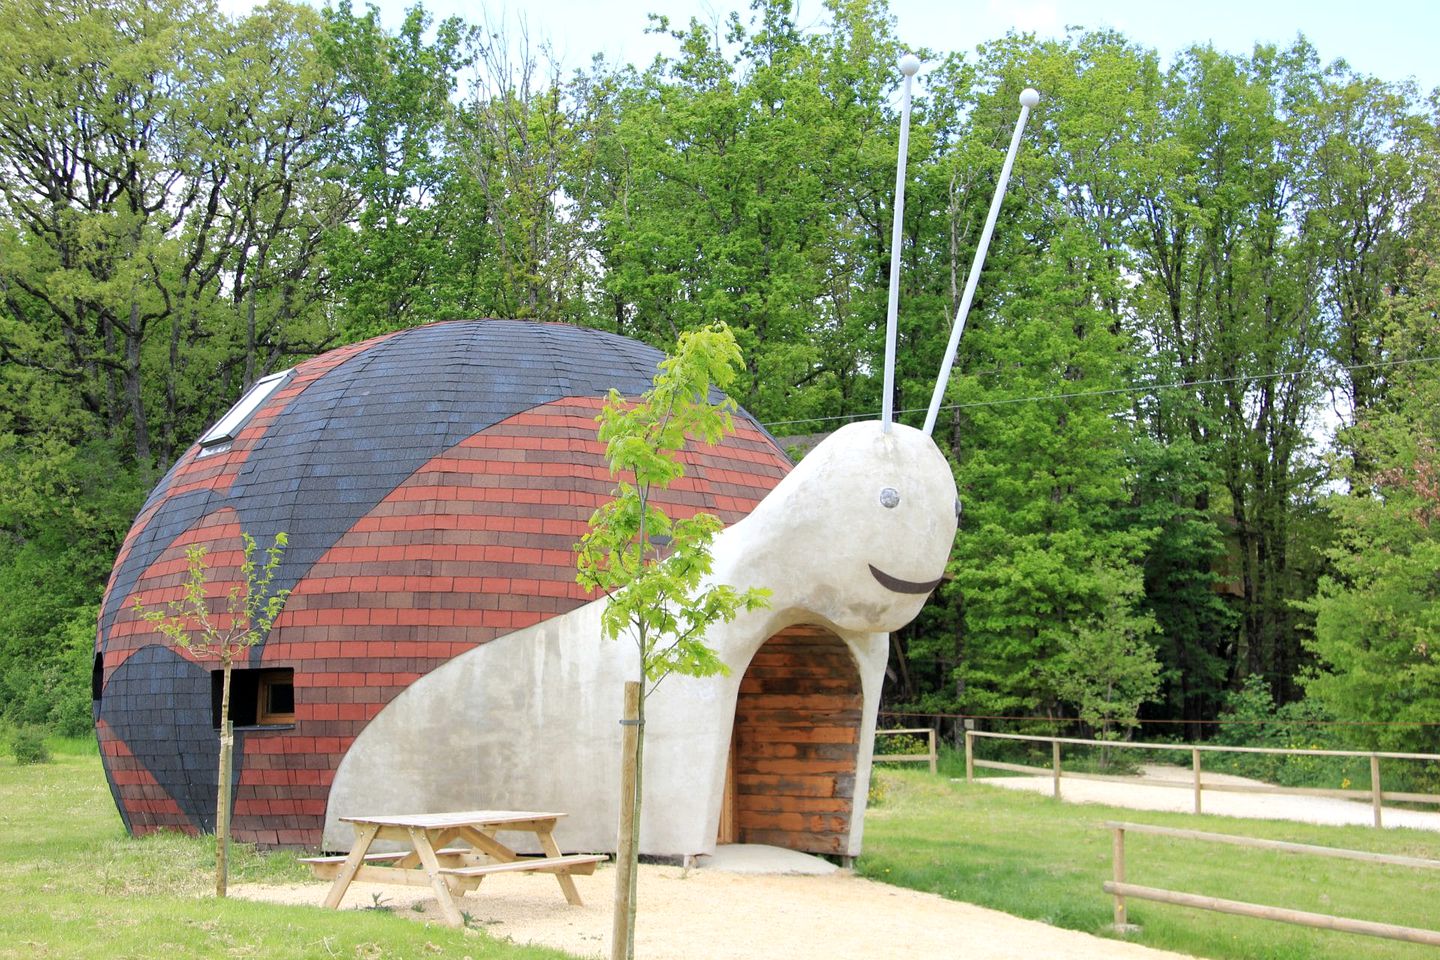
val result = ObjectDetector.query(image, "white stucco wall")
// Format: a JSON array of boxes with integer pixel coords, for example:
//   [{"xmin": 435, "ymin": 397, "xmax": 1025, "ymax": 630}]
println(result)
[{"xmin": 323, "ymin": 421, "xmax": 957, "ymax": 855}]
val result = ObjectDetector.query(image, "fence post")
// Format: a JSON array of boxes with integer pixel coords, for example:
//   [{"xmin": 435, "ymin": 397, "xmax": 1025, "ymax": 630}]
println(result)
[
  {"xmin": 1052, "ymin": 739, "xmax": 1062, "ymax": 799},
  {"xmin": 1371, "ymin": 754, "xmax": 1383, "ymax": 829},
  {"xmin": 1111, "ymin": 825, "xmax": 1127, "ymax": 930},
  {"xmin": 1192, "ymin": 747, "xmax": 1202, "ymax": 815},
  {"xmin": 926, "ymin": 728, "xmax": 937, "ymax": 775},
  {"xmin": 964, "ymin": 730, "xmax": 974, "ymax": 782}
]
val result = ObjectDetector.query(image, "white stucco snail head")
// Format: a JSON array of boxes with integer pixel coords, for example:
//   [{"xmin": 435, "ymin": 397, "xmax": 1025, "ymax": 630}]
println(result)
[{"xmin": 728, "ymin": 419, "xmax": 957, "ymax": 634}]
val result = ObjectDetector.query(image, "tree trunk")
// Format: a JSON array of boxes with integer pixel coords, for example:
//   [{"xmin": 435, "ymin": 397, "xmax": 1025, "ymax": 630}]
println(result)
[
  {"xmin": 245, "ymin": 289, "xmax": 258, "ymax": 389},
  {"xmin": 217, "ymin": 661, "xmax": 233, "ymax": 898},
  {"xmin": 124, "ymin": 301, "xmax": 152, "ymax": 478},
  {"xmin": 611, "ymin": 680, "xmax": 642, "ymax": 960}
]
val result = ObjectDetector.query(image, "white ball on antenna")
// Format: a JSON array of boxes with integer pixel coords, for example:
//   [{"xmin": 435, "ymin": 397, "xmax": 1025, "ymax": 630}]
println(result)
[
  {"xmin": 1020, "ymin": 87, "xmax": 1040, "ymax": 108},
  {"xmin": 899, "ymin": 53, "xmax": 921, "ymax": 77}
]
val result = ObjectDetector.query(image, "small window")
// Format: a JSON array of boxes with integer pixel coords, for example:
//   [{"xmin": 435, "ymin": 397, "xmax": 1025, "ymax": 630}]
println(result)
[
  {"xmin": 212, "ymin": 668, "xmax": 295, "ymax": 728},
  {"xmin": 258, "ymin": 671, "xmax": 296, "ymax": 724},
  {"xmin": 92, "ymin": 652, "xmax": 104, "ymax": 701},
  {"xmin": 199, "ymin": 370, "xmax": 291, "ymax": 455}
]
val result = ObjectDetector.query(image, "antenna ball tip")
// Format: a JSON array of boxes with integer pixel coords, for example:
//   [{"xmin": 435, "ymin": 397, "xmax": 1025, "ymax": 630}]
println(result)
[
  {"xmin": 1019, "ymin": 88, "xmax": 1040, "ymax": 108},
  {"xmin": 899, "ymin": 53, "xmax": 921, "ymax": 76}
]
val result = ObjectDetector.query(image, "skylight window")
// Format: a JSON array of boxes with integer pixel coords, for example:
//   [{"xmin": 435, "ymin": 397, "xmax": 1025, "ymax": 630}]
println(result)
[{"xmin": 198, "ymin": 369, "xmax": 291, "ymax": 455}]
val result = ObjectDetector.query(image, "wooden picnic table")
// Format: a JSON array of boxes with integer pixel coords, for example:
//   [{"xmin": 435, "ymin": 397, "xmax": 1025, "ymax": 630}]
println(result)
[{"xmin": 301, "ymin": 810, "xmax": 605, "ymax": 927}]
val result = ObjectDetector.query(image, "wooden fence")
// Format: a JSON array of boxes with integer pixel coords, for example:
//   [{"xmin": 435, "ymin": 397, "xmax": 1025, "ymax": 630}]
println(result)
[
  {"xmin": 963, "ymin": 729, "xmax": 1440, "ymax": 828},
  {"xmin": 1103, "ymin": 820, "xmax": 1440, "ymax": 946},
  {"xmin": 873, "ymin": 727, "xmax": 938, "ymax": 775}
]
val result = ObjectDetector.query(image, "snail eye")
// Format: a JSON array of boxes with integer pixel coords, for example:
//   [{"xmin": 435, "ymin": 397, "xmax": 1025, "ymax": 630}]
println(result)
[{"xmin": 879, "ymin": 487, "xmax": 900, "ymax": 509}]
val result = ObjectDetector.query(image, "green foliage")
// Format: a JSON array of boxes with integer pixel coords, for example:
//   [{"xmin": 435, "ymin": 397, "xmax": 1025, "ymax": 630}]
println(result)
[
  {"xmin": 1302, "ymin": 261, "xmax": 1440, "ymax": 756},
  {"xmin": 874, "ymin": 731, "xmax": 928, "ymax": 756},
  {"xmin": 582, "ymin": 0, "xmax": 907, "ymax": 422},
  {"xmin": 319, "ymin": 0, "xmax": 472, "ymax": 338},
  {"xmin": 1125, "ymin": 434, "xmax": 1236, "ymax": 727},
  {"xmin": 10, "ymin": 725, "xmax": 49, "ymax": 765},
  {"xmin": 40, "ymin": 606, "xmax": 102, "ymax": 738},
  {"xmin": 576, "ymin": 322, "xmax": 771, "ymax": 686},
  {"xmin": 0, "ymin": 0, "xmax": 344, "ymax": 474},
  {"xmin": 1047, "ymin": 565, "xmax": 1162, "ymax": 739},
  {"xmin": 866, "ymin": 773, "xmax": 889, "ymax": 807},
  {"xmin": 0, "ymin": 432, "xmax": 140, "ymax": 731},
  {"xmin": 937, "ymin": 202, "xmax": 1158, "ymax": 719},
  {"xmin": 0, "ymin": 0, "xmax": 1434, "ymax": 750},
  {"xmin": 1208, "ymin": 675, "xmax": 1363, "ymax": 788}
]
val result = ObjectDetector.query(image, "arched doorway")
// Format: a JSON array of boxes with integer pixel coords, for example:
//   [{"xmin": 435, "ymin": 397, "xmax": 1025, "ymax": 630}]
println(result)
[{"xmin": 721, "ymin": 624, "xmax": 863, "ymax": 855}]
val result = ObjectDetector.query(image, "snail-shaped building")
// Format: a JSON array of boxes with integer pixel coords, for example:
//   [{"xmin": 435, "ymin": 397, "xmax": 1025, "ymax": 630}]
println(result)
[{"xmin": 96, "ymin": 319, "xmax": 956, "ymax": 857}]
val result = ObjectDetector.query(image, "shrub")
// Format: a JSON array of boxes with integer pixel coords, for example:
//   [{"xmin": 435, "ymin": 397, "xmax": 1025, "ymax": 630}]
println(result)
[
  {"xmin": 874, "ymin": 731, "xmax": 928, "ymax": 756},
  {"xmin": 11, "ymin": 726, "xmax": 50, "ymax": 764},
  {"xmin": 1208, "ymin": 676, "xmax": 1367, "ymax": 789},
  {"xmin": 0, "ymin": 604, "xmax": 98, "ymax": 736}
]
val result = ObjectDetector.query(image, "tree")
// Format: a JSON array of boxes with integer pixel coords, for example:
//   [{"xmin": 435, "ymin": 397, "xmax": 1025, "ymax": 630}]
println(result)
[
  {"xmin": 447, "ymin": 21, "xmax": 598, "ymax": 322},
  {"xmin": 1128, "ymin": 41, "xmax": 1333, "ymax": 700},
  {"xmin": 0, "ymin": 0, "xmax": 213, "ymax": 474},
  {"xmin": 0, "ymin": 433, "xmax": 138, "ymax": 731},
  {"xmin": 583, "ymin": 0, "xmax": 908, "ymax": 424},
  {"xmin": 133, "ymin": 532, "xmax": 289, "ymax": 897},
  {"xmin": 319, "ymin": 1, "xmax": 472, "ymax": 338},
  {"xmin": 204, "ymin": 1, "xmax": 354, "ymax": 402},
  {"xmin": 0, "ymin": 0, "xmax": 349, "ymax": 473},
  {"xmin": 1048, "ymin": 564, "xmax": 1162, "ymax": 747},
  {"xmin": 1125, "ymin": 432, "xmax": 1236, "ymax": 736},
  {"xmin": 921, "ymin": 48, "xmax": 1155, "ymax": 722},
  {"xmin": 1302, "ymin": 227, "xmax": 1440, "ymax": 755},
  {"xmin": 575, "ymin": 322, "xmax": 769, "ymax": 960},
  {"xmin": 1305, "ymin": 69, "xmax": 1434, "ymax": 459}
]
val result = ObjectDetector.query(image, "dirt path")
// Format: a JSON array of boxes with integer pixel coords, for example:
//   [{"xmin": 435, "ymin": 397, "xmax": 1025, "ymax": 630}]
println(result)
[
  {"xmin": 231, "ymin": 767, "xmax": 1440, "ymax": 959},
  {"xmin": 979, "ymin": 764, "xmax": 1440, "ymax": 831},
  {"xmin": 234, "ymin": 862, "xmax": 1193, "ymax": 960}
]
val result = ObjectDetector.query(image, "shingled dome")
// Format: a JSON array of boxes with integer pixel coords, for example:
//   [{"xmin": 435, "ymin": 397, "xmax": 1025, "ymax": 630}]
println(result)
[{"xmin": 96, "ymin": 320, "xmax": 791, "ymax": 848}]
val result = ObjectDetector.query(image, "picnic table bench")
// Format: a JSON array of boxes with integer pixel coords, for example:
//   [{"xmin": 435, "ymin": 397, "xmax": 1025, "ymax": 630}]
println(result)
[{"xmin": 301, "ymin": 810, "xmax": 605, "ymax": 927}]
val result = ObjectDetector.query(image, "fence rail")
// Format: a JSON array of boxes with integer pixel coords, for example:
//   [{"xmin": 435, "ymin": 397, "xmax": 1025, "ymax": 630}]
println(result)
[
  {"xmin": 963, "ymin": 729, "xmax": 1440, "ymax": 828},
  {"xmin": 873, "ymin": 727, "xmax": 937, "ymax": 774},
  {"xmin": 1103, "ymin": 820, "xmax": 1440, "ymax": 946}
]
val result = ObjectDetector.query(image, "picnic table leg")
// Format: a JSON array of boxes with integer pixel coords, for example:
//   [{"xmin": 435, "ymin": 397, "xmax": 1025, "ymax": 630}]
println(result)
[
  {"xmin": 323, "ymin": 822, "xmax": 380, "ymax": 909},
  {"xmin": 397, "ymin": 828, "xmax": 463, "ymax": 871},
  {"xmin": 457, "ymin": 824, "xmax": 518, "ymax": 862},
  {"xmin": 411, "ymin": 827, "xmax": 467, "ymax": 928},
  {"xmin": 393, "ymin": 831, "xmax": 447, "ymax": 870},
  {"xmin": 536, "ymin": 826, "xmax": 584, "ymax": 906}
]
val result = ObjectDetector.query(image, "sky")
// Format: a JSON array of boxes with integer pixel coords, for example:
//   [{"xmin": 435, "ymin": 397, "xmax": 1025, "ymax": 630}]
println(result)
[{"xmin": 218, "ymin": 0, "xmax": 1440, "ymax": 94}]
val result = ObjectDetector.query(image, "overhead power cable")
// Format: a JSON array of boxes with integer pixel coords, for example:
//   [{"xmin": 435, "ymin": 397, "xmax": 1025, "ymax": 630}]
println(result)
[
  {"xmin": 880, "ymin": 710, "xmax": 1440, "ymax": 728},
  {"xmin": 759, "ymin": 354, "xmax": 1440, "ymax": 431}
]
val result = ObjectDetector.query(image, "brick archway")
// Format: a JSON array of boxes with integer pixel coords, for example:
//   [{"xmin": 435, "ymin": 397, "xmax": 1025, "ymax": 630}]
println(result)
[{"xmin": 723, "ymin": 625, "xmax": 862, "ymax": 855}]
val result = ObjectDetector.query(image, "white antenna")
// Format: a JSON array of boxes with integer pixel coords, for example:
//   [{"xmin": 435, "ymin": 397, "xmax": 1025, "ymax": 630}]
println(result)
[
  {"xmin": 881, "ymin": 53, "xmax": 921, "ymax": 433},
  {"xmin": 922, "ymin": 87, "xmax": 1040, "ymax": 436}
]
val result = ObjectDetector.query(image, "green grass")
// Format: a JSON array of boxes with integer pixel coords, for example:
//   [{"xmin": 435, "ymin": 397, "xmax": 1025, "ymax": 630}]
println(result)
[
  {"xmin": 0, "ymin": 740, "xmax": 578, "ymax": 960},
  {"xmin": 14, "ymin": 736, "xmax": 1440, "ymax": 960},
  {"xmin": 860, "ymin": 769, "xmax": 1440, "ymax": 960}
]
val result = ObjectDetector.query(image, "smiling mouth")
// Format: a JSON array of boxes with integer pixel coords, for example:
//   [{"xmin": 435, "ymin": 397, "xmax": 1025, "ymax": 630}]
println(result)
[{"xmin": 868, "ymin": 564, "xmax": 944, "ymax": 595}]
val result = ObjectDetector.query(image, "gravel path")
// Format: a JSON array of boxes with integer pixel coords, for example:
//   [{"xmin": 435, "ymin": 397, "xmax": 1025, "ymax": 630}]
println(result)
[
  {"xmin": 233, "ymin": 765, "xmax": 1440, "ymax": 959},
  {"xmin": 979, "ymin": 763, "xmax": 1440, "ymax": 831},
  {"xmin": 233, "ymin": 862, "xmax": 1193, "ymax": 960}
]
